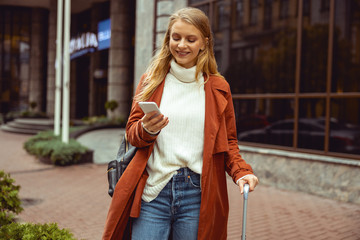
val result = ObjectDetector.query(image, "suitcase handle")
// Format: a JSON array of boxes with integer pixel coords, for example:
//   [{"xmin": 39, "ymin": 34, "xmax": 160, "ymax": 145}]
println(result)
[
  {"xmin": 243, "ymin": 183, "xmax": 250, "ymax": 200},
  {"xmin": 242, "ymin": 184, "xmax": 250, "ymax": 240}
]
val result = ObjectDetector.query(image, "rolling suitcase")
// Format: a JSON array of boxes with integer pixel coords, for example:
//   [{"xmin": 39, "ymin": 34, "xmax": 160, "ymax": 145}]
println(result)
[{"xmin": 241, "ymin": 184, "xmax": 250, "ymax": 240}]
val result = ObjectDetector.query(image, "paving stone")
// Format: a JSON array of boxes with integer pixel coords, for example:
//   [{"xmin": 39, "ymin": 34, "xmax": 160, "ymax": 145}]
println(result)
[{"xmin": 1, "ymin": 130, "xmax": 360, "ymax": 240}]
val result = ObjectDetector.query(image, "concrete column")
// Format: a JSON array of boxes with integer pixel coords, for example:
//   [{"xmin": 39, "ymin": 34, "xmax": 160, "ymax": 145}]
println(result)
[
  {"xmin": 108, "ymin": 0, "xmax": 135, "ymax": 119},
  {"xmin": 134, "ymin": 0, "xmax": 187, "ymax": 90},
  {"xmin": 29, "ymin": 8, "xmax": 48, "ymax": 113},
  {"xmin": 46, "ymin": 0, "xmax": 57, "ymax": 117},
  {"xmin": 173, "ymin": 0, "xmax": 187, "ymax": 11},
  {"xmin": 155, "ymin": 0, "xmax": 174, "ymax": 49},
  {"xmin": 134, "ymin": 0, "xmax": 155, "ymax": 91},
  {"xmin": 155, "ymin": 0, "xmax": 186, "ymax": 50}
]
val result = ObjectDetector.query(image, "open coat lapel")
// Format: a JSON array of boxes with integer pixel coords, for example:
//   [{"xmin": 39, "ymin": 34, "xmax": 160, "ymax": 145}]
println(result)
[
  {"xmin": 203, "ymin": 76, "xmax": 229, "ymax": 158},
  {"xmin": 102, "ymin": 74, "xmax": 254, "ymax": 240}
]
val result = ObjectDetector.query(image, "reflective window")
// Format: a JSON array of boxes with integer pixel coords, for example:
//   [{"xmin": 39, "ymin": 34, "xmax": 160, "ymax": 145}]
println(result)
[
  {"xmin": 214, "ymin": 0, "xmax": 230, "ymax": 31},
  {"xmin": 298, "ymin": 99, "xmax": 326, "ymax": 151},
  {"xmin": 234, "ymin": 0, "xmax": 244, "ymax": 29},
  {"xmin": 226, "ymin": 46, "xmax": 262, "ymax": 94},
  {"xmin": 303, "ymin": 0, "xmax": 310, "ymax": 16},
  {"xmin": 189, "ymin": 0, "xmax": 207, "ymax": 4},
  {"xmin": 235, "ymin": 99, "xmax": 294, "ymax": 147},
  {"xmin": 321, "ymin": 0, "xmax": 330, "ymax": 12},
  {"xmin": 331, "ymin": 0, "xmax": 360, "ymax": 92},
  {"xmin": 250, "ymin": 0, "xmax": 258, "ymax": 26},
  {"xmin": 196, "ymin": 3, "xmax": 210, "ymax": 16},
  {"xmin": 227, "ymin": 27, "xmax": 296, "ymax": 94},
  {"xmin": 300, "ymin": 8, "xmax": 329, "ymax": 92},
  {"xmin": 190, "ymin": 0, "xmax": 360, "ymax": 159},
  {"xmin": 279, "ymin": 0, "xmax": 290, "ymax": 19},
  {"xmin": 0, "ymin": 7, "xmax": 31, "ymax": 113},
  {"xmin": 330, "ymin": 98, "xmax": 360, "ymax": 154},
  {"xmin": 264, "ymin": 0, "xmax": 273, "ymax": 29}
]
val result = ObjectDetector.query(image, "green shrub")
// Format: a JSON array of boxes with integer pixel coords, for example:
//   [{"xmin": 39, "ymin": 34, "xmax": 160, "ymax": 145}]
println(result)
[
  {"xmin": 20, "ymin": 110, "xmax": 47, "ymax": 119},
  {"xmin": 0, "ymin": 171, "xmax": 23, "ymax": 226},
  {"xmin": 82, "ymin": 115, "xmax": 125, "ymax": 126},
  {"xmin": 0, "ymin": 222, "xmax": 77, "ymax": 240},
  {"xmin": 104, "ymin": 100, "xmax": 118, "ymax": 112},
  {"xmin": 82, "ymin": 115, "xmax": 109, "ymax": 125},
  {"xmin": 29, "ymin": 101, "xmax": 37, "ymax": 110},
  {"xmin": 5, "ymin": 110, "xmax": 48, "ymax": 121},
  {"xmin": 50, "ymin": 139, "xmax": 87, "ymax": 165},
  {"xmin": 23, "ymin": 131, "xmax": 88, "ymax": 166},
  {"xmin": 23, "ymin": 131, "xmax": 56, "ymax": 155}
]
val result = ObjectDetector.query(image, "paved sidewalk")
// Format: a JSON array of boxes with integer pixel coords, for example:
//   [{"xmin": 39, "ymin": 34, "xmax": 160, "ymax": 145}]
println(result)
[{"xmin": 0, "ymin": 129, "xmax": 360, "ymax": 240}]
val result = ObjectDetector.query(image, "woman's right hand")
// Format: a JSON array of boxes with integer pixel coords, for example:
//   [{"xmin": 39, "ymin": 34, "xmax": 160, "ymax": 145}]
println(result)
[{"xmin": 141, "ymin": 111, "xmax": 169, "ymax": 134}]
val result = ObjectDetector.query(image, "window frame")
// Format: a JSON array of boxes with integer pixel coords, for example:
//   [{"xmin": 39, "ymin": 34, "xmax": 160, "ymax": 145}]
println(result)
[{"xmin": 187, "ymin": 0, "xmax": 360, "ymax": 161}]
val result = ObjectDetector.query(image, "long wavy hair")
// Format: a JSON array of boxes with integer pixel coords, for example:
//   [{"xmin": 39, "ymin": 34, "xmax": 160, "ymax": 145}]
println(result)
[{"xmin": 134, "ymin": 7, "xmax": 222, "ymax": 102}]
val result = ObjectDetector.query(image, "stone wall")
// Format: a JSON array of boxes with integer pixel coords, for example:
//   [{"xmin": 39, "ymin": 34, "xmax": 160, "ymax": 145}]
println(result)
[{"xmin": 240, "ymin": 146, "xmax": 360, "ymax": 204}]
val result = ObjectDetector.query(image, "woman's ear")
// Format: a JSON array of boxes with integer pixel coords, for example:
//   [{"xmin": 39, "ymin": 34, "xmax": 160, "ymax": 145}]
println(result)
[{"xmin": 201, "ymin": 37, "xmax": 209, "ymax": 51}]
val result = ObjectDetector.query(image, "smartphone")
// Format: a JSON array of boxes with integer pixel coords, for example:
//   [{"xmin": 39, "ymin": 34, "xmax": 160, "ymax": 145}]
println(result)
[{"xmin": 138, "ymin": 102, "xmax": 161, "ymax": 115}]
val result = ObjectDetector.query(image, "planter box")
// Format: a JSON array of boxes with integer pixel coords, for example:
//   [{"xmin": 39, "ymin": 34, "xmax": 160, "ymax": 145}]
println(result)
[{"xmin": 39, "ymin": 150, "xmax": 93, "ymax": 166}]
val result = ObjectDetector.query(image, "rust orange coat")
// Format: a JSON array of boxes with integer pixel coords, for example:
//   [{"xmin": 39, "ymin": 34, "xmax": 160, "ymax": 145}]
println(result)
[{"xmin": 102, "ymin": 74, "xmax": 253, "ymax": 240}]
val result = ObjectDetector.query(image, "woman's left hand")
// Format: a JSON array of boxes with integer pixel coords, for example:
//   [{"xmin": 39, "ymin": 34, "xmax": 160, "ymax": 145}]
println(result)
[{"xmin": 238, "ymin": 174, "xmax": 259, "ymax": 194}]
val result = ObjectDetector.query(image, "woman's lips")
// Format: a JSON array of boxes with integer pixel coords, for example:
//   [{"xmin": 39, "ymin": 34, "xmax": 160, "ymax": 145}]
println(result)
[{"xmin": 177, "ymin": 51, "xmax": 189, "ymax": 57}]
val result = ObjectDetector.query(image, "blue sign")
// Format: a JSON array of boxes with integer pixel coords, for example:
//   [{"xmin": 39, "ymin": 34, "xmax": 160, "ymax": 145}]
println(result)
[{"xmin": 98, "ymin": 19, "xmax": 111, "ymax": 50}]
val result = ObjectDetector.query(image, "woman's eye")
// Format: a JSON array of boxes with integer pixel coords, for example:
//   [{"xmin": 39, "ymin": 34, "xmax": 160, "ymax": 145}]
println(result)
[{"xmin": 188, "ymin": 39, "xmax": 196, "ymax": 43}]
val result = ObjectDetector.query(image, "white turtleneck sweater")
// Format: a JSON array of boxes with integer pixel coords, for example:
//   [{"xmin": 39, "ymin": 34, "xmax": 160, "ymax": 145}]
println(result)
[{"xmin": 142, "ymin": 60, "xmax": 205, "ymax": 202}]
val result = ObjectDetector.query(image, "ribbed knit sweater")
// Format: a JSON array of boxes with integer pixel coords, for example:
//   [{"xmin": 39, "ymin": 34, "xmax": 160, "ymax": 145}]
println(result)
[{"xmin": 142, "ymin": 60, "xmax": 205, "ymax": 202}]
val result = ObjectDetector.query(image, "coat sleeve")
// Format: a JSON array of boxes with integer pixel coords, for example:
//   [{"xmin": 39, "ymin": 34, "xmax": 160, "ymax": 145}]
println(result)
[
  {"xmin": 223, "ymin": 83, "xmax": 254, "ymax": 183},
  {"xmin": 126, "ymin": 75, "xmax": 158, "ymax": 148}
]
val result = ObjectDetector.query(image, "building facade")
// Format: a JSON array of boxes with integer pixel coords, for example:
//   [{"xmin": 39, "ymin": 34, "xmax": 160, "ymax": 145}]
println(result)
[
  {"xmin": 135, "ymin": 0, "xmax": 360, "ymax": 204},
  {"xmin": 0, "ymin": 0, "xmax": 359, "ymax": 203},
  {"xmin": 0, "ymin": 0, "xmax": 135, "ymax": 120}
]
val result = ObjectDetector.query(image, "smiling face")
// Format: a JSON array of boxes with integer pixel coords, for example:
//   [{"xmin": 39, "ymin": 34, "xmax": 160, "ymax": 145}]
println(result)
[{"xmin": 169, "ymin": 19, "xmax": 206, "ymax": 69}]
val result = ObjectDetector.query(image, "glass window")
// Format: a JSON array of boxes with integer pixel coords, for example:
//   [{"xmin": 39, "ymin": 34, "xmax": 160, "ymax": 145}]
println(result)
[
  {"xmin": 214, "ymin": 0, "xmax": 230, "ymax": 31},
  {"xmin": 303, "ymin": 0, "xmax": 310, "ymax": 16},
  {"xmin": 298, "ymin": 99, "xmax": 326, "ymax": 151},
  {"xmin": 0, "ymin": 9, "xmax": 3, "ymax": 84},
  {"xmin": 189, "ymin": 0, "xmax": 207, "ymax": 4},
  {"xmin": 250, "ymin": 0, "xmax": 258, "ymax": 26},
  {"xmin": 280, "ymin": 0, "xmax": 290, "ymax": 19},
  {"xmin": 321, "ymin": 0, "xmax": 330, "ymax": 12},
  {"xmin": 331, "ymin": 0, "xmax": 360, "ymax": 92},
  {"xmin": 234, "ymin": 0, "xmax": 244, "ymax": 28},
  {"xmin": 235, "ymin": 99, "xmax": 294, "ymax": 147},
  {"xmin": 226, "ymin": 46, "xmax": 263, "ymax": 94},
  {"xmin": 300, "ymin": 13, "xmax": 329, "ymax": 92},
  {"xmin": 330, "ymin": 98, "xmax": 360, "ymax": 155},
  {"xmin": 0, "ymin": 7, "xmax": 31, "ymax": 113},
  {"xmin": 227, "ymin": 27, "xmax": 296, "ymax": 94},
  {"xmin": 264, "ymin": 0, "xmax": 273, "ymax": 29},
  {"xmin": 189, "ymin": 0, "xmax": 360, "ymax": 160}
]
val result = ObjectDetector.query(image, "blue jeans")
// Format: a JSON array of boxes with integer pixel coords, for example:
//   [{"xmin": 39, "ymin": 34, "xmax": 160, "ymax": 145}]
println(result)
[{"xmin": 131, "ymin": 168, "xmax": 201, "ymax": 240}]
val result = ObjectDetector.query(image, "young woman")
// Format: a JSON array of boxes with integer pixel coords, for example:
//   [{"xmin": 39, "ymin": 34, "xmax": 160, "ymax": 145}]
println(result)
[{"xmin": 102, "ymin": 7, "xmax": 258, "ymax": 240}]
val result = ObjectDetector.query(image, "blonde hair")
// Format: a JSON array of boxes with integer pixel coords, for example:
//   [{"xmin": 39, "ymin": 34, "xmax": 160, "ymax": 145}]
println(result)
[{"xmin": 135, "ymin": 7, "xmax": 222, "ymax": 102}]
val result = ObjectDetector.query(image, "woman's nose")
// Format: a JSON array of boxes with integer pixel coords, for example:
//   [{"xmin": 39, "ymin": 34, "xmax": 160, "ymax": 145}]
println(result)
[{"xmin": 178, "ymin": 39, "xmax": 186, "ymax": 48}]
